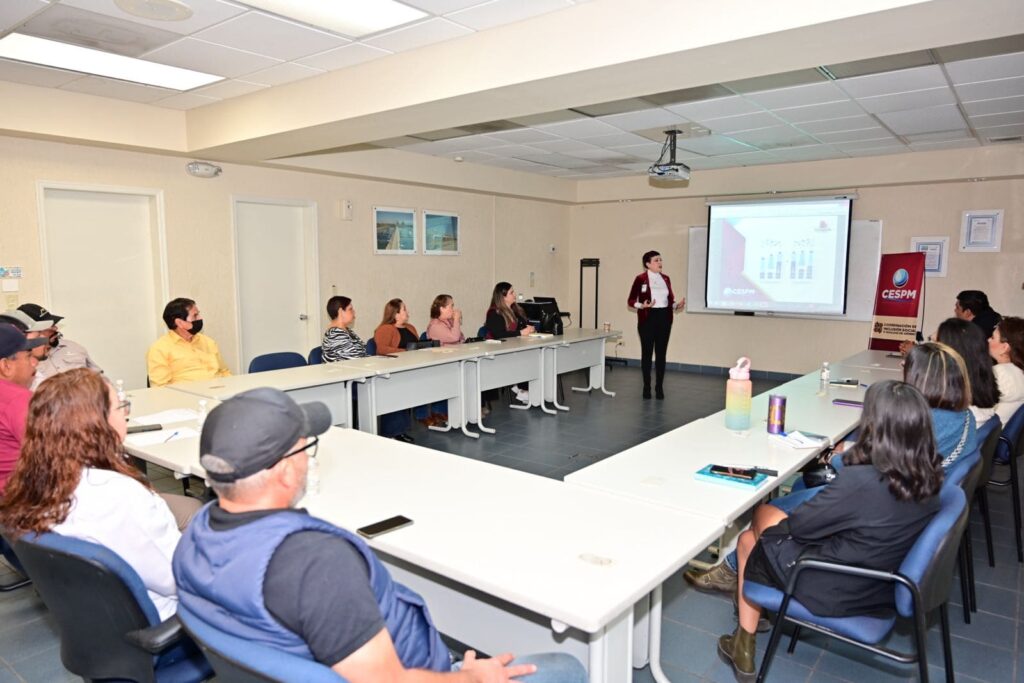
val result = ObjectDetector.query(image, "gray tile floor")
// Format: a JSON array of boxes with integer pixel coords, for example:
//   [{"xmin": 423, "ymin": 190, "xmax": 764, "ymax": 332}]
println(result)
[{"xmin": 1, "ymin": 367, "xmax": 1022, "ymax": 682}]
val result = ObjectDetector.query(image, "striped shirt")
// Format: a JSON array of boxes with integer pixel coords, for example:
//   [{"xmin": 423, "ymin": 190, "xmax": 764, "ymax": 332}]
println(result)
[{"xmin": 322, "ymin": 327, "xmax": 368, "ymax": 362}]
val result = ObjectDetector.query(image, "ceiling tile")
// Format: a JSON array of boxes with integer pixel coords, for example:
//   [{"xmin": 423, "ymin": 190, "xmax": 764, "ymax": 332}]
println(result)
[
  {"xmin": 612, "ymin": 142, "xmax": 671, "ymax": 158},
  {"xmin": 675, "ymin": 135, "xmax": 754, "ymax": 156},
  {"xmin": 946, "ymin": 51, "xmax": 1024, "ymax": 85},
  {"xmin": 875, "ymin": 104, "xmax": 966, "ymax": 135},
  {"xmin": 363, "ymin": 18, "xmax": 472, "ymax": 52},
  {"xmin": 60, "ymin": 75, "xmax": 176, "ymax": 102},
  {"xmin": 666, "ymin": 95, "xmax": 761, "ymax": 120},
  {"xmin": 535, "ymin": 117, "xmax": 623, "ymax": 139},
  {"xmin": 447, "ymin": 0, "xmax": 573, "ymax": 31},
  {"xmin": 477, "ymin": 143, "xmax": 550, "ymax": 157},
  {"xmin": 904, "ymin": 129, "xmax": 973, "ymax": 142},
  {"xmin": 908, "ymin": 139, "xmax": 979, "ymax": 151},
  {"xmin": 836, "ymin": 65, "xmax": 947, "ymax": 99},
  {"xmin": 436, "ymin": 150, "xmax": 497, "ymax": 162},
  {"xmin": 955, "ymin": 76, "xmax": 1024, "ymax": 102},
  {"xmin": 0, "ymin": 0, "xmax": 46, "ymax": 34},
  {"xmin": 834, "ymin": 139, "xmax": 908, "ymax": 152},
  {"xmin": 969, "ymin": 111, "xmax": 1024, "ymax": 129},
  {"xmin": 538, "ymin": 154, "xmax": 601, "ymax": 168},
  {"xmin": 698, "ymin": 111, "xmax": 782, "ymax": 133},
  {"xmin": 685, "ymin": 156, "xmax": 743, "ymax": 169},
  {"xmin": 193, "ymin": 79, "xmax": 268, "ymax": 99},
  {"xmin": 61, "ymin": 0, "xmax": 247, "ymax": 35},
  {"xmin": 402, "ymin": 0, "xmax": 491, "ymax": 13},
  {"xmin": 144, "ymin": 38, "xmax": 281, "ymax": 78},
  {"xmin": 405, "ymin": 135, "xmax": 501, "ymax": 153},
  {"xmin": 962, "ymin": 95, "xmax": 1024, "ymax": 117},
  {"xmin": 243, "ymin": 62, "xmax": 324, "ymax": 87},
  {"xmin": 845, "ymin": 145, "xmax": 907, "ymax": 157},
  {"xmin": 767, "ymin": 145, "xmax": 844, "ymax": 161},
  {"xmin": 797, "ymin": 115, "xmax": 878, "ymax": 134},
  {"xmin": 561, "ymin": 148, "xmax": 631, "ymax": 161},
  {"xmin": 195, "ymin": 12, "xmax": 349, "ymax": 61},
  {"xmin": 717, "ymin": 151, "xmax": 779, "ymax": 165},
  {"xmin": 484, "ymin": 128, "xmax": 560, "ymax": 144},
  {"xmin": 526, "ymin": 138, "xmax": 600, "ymax": 153},
  {"xmin": 728, "ymin": 126, "xmax": 817, "ymax": 149},
  {"xmin": 772, "ymin": 99, "xmax": 863, "ymax": 123},
  {"xmin": 297, "ymin": 43, "xmax": 392, "ymax": 70},
  {"xmin": 743, "ymin": 81, "xmax": 849, "ymax": 109},
  {"xmin": 856, "ymin": 87, "xmax": 956, "ymax": 114},
  {"xmin": 20, "ymin": 4, "xmax": 181, "ymax": 57},
  {"xmin": 813, "ymin": 127, "xmax": 894, "ymax": 143},
  {"xmin": 978, "ymin": 123, "xmax": 1024, "ymax": 139},
  {"xmin": 617, "ymin": 162, "xmax": 655, "ymax": 172},
  {"xmin": 580, "ymin": 132, "xmax": 654, "ymax": 148},
  {"xmin": 0, "ymin": 57, "xmax": 82, "ymax": 88},
  {"xmin": 596, "ymin": 107, "xmax": 684, "ymax": 131},
  {"xmin": 152, "ymin": 92, "xmax": 219, "ymax": 110}
]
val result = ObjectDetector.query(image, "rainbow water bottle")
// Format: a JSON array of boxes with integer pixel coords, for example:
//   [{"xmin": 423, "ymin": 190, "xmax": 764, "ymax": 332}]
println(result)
[{"xmin": 725, "ymin": 357, "xmax": 752, "ymax": 431}]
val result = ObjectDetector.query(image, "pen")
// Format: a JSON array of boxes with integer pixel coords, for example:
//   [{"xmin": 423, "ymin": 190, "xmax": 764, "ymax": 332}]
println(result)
[
  {"xmin": 753, "ymin": 467, "xmax": 778, "ymax": 477},
  {"xmin": 382, "ymin": 354, "xmax": 399, "ymax": 358},
  {"xmin": 163, "ymin": 431, "xmax": 179, "ymax": 443},
  {"xmin": 860, "ymin": 383, "xmax": 869, "ymax": 388}
]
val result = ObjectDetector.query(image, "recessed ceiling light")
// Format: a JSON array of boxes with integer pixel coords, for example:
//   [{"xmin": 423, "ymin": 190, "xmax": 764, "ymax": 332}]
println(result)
[
  {"xmin": 240, "ymin": 0, "xmax": 427, "ymax": 38},
  {"xmin": 114, "ymin": 0, "xmax": 194, "ymax": 22},
  {"xmin": 0, "ymin": 33, "xmax": 223, "ymax": 91}
]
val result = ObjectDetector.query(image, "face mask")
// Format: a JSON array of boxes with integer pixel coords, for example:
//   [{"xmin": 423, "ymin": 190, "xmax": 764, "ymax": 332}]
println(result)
[{"xmin": 188, "ymin": 319, "xmax": 204, "ymax": 335}]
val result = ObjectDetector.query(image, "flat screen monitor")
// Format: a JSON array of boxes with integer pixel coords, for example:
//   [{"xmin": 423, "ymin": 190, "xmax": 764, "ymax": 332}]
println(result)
[
  {"xmin": 521, "ymin": 301, "xmax": 559, "ymax": 327},
  {"xmin": 705, "ymin": 196, "xmax": 853, "ymax": 315}
]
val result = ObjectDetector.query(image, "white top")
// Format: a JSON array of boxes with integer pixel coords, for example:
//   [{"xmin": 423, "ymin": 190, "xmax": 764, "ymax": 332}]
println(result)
[
  {"xmin": 993, "ymin": 362, "xmax": 1024, "ymax": 427},
  {"xmin": 970, "ymin": 405, "xmax": 996, "ymax": 428},
  {"xmin": 51, "ymin": 467, "xmax": 180, "ymax": 620},
  {"xmin": 648, "ymin": 271, "xmax": 669, "ymax": 308}
]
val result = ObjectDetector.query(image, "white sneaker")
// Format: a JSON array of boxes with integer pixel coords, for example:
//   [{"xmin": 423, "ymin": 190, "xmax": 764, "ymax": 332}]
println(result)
[{"xmin": 512, "ymin": 387, "xmax": 530, "ymax": 404}]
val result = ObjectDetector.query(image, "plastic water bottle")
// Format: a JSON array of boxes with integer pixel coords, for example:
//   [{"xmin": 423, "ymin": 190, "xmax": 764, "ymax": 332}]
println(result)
[
  {"xmin": 817, "ymin": 362, "xmax": 831, "ymax": 397},
  {"xmin": 306, "ymin": 455, "xmax": 320, "ymax": 496},
  {"xmin": 725, "ymin": 357, "xmax": 752, "ymax": 431},
  {"xmin": 197, "ymin": 399, "xmax": 208, "ymax": 427}
]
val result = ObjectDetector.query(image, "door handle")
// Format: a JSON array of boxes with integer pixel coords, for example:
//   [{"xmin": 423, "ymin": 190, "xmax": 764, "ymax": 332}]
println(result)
[{"xmin": 298, "ymin": 314, "xmax": 309, "ymax": 321}]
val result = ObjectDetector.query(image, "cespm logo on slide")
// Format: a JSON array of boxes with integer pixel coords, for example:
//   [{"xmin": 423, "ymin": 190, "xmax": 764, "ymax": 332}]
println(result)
[
  {"xmin": 892, "ymin": 268, "xmax": 910, "ymax": 287},
  {"xmin": 881, "ymin": 268, "xmax": 917, "ymax": 300}
]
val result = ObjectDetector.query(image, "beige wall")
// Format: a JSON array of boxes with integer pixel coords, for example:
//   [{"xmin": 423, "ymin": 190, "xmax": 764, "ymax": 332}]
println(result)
[
  {"xmin": 569, "ymin": 179, "xmax": 1023, "ymax": 375},
  {"xmin": 0, "ymin": 135, "xmax": 571, "ymax": 375}
]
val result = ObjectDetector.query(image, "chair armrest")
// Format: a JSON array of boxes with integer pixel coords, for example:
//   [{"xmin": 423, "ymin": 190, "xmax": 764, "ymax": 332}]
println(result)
[
  {"xmin": 783, "ymin": 556, "xmax": 911, "ymax": 595},
  {"xmin": 124, "ymin": 615, "xmax": 186, "ymax": 654}
]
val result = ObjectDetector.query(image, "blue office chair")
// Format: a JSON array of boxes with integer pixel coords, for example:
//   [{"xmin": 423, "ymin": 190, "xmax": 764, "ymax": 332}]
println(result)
[
  {"xmin": 745, "ymin": 486, "xmax": 968, "ymax": 683},
  {"xmin": 0, "ymin": 534, "xmax": 30, "ymax": 591},
  {"xmin": 420, "ymin": 331, "xmax": 429, "ymax": 341},
  {"xmin": 972, "ymin": 416, "xmax": 1002, "ymax": 568},
  {"xmin": 366, "ymin": 338, "xmax": 377, "ymax": 356},
  {"xmin": 248, "ymin": 352, "xmax": 307, "ymax": 374},
  {"xmin": 477, "ymin": 325, "xmax": 489, "ymax": 340},
  {"xmin": 178, "ymin": 605, "xmax": 343, "ymax": 683},
  {"xmin": 11, "ymin": 531, "xmax": 212, "ymax": 682},
  {"xmin": 942, "ymin": 445, "xmax": 982, "ymax": 624},
  {"xmin": 308, "ymin": 347, "xmax": 324, "ymax": 365},
  {"xmin": 990, "ymin": 403, "xmax": 1024, "ymax": 562}
]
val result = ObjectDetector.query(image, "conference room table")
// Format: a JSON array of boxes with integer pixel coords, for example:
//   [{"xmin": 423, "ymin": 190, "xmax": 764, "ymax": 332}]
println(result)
[
  {"xmin": 833, "ymin": 348, "xmax": 905, "ymax": 373},
  {"xmin": 123, "ymin": 386, "xmax": 215, "ymax": 482}
]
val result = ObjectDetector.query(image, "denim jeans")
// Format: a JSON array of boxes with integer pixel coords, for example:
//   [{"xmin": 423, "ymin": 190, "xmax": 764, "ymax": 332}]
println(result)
[{"xmin": 452, "ymin": 652, "xmax": 587, "ymax": 683}]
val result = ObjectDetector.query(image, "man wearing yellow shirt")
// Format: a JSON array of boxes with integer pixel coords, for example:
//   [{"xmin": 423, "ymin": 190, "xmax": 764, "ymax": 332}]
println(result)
[{"xmin": 147, "ymin": 298, "xmax": 231, "ymax": 387}]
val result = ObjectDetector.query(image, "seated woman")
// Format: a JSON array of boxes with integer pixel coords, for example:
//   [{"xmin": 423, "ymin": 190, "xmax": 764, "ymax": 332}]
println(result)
[
  {"xmin": 0, "ymin": 369, "xmax": 201, "ymax": 620},
  {"xmin": 719, "ymin": 380, "xmax": 943, "ymax": 681},
  {"xmin": 935, "ymin": 317, "xmax": 1000, "ymax": 427},
  {"xmin": 322, "ymin": 295, "xmax": 368, "ymax": 361},
  {"xmin": 685, "ymin": 341, "xmax": 976, "ymax": 596},
  {"xmin": 989, "ymin": 316, "xmax": 1024, "ymax": 428},
  {"xmin": 373, "ymin": 299, "xmax": 417, "ymax": 442},
  {"xmin": 484, "ymin": 282, "xmax": 535, "ymax": 405},
  {"xmin": 419, "ymin": 294, "xmax": 464, "ymax": 427}
]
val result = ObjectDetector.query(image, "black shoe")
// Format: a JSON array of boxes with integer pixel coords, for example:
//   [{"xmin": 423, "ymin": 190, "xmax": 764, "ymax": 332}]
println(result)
[
  {"xmin": 393, "ymin": 433, "xmax": 414, "ymax": 443},
  {"xmin": 643, "ymin": 387, "xmax": 652, "ymax": 400},
  {"xmin": 656, "ymin": 387, "xmax": 665, "ymax": 400}
]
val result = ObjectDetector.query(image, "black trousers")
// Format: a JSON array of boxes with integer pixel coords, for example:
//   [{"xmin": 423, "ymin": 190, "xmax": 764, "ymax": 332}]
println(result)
[{"xmin": 638, "ymin": 308, "xmax": 672, "ymax": 390}]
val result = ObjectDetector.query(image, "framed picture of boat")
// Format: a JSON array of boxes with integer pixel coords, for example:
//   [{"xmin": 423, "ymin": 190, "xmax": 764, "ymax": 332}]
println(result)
[{"xmin": 373, "ymin": 207, "xmax": 417, "ymax": 254}]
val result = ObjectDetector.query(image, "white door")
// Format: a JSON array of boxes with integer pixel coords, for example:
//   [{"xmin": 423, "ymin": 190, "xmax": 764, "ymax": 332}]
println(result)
[
  {"xmin": 40, "ymin": 186, "xmax": 166, "ymax": 390},
  {"xmin": 234, "ymin": 199, "xmax": 318, "ymax": 370}
]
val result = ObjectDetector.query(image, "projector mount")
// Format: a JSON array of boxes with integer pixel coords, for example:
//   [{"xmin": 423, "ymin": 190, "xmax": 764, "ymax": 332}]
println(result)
[{"xmin": 648, "ymin": 129, "xmax": 691, "ymax": 182}]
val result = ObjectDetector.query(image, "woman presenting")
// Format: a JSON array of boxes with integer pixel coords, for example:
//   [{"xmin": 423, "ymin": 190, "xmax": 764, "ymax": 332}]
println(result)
[{"xmin": 627, "ymin": 251, "xmax": 685, "ymax": 399}]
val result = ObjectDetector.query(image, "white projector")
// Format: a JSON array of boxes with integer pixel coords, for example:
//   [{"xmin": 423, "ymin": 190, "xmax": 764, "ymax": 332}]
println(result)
[{"xmin": 648, "ymin": 162, "xmax": 691, "ymax": 181}]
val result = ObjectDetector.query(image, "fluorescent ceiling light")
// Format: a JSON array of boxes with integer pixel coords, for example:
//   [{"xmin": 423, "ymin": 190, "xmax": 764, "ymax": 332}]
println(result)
[
  {"xmin": 0, "ymin": 33, "xmax": 223, "ymax": 91},
  {"xmin": 241, "ymin": 0, "xmax": 427, "ymax": 37}
]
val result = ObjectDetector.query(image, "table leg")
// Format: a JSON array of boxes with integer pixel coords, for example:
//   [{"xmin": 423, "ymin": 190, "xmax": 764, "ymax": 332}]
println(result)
[
  {"xmin": 648, "ymin": 584, "xmax": 671, "ymax": 683},
  {"xmin": 587, "ymin": 607, "xmax": 633, "ymax": 682},
  {"xmin": 547, "ymin": 346, "xmax": 570, "ymax": 412},
  {"xmin": 459, "ymin": 360, "xmax": 480, "ymax": 439}
]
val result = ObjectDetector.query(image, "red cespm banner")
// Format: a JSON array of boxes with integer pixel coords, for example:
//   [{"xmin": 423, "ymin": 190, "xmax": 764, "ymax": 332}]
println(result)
[{"xmin": 868, "ymin": 252, "xmax": 926, "ymax": 351}]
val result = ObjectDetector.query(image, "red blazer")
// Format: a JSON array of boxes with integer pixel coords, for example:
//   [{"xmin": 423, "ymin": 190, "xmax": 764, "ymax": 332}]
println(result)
[{"xmin": 627, "ymin": 271, "xmax": 675, "ymax": 327}]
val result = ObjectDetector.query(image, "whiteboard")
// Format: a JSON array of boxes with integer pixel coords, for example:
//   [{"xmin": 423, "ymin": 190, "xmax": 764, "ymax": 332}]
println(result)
[{"xmin": 686, "ymin": 219, "xmax": 881, "ymax": 322}]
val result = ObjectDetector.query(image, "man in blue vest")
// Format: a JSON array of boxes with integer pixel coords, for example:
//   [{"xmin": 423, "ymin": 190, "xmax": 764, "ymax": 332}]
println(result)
[{"xmin": 173, "ymin": 388, "xmax": 585, "ymax": 683}]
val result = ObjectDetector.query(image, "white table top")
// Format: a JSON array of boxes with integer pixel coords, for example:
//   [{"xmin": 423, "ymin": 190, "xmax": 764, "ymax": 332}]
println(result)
[
  {"xmin": 832, "ymin": 348, "xmax": 904, "ymax": 373},
  {"xmin": 303, "ymin": 427, "xmax": 723, "ymax": 634},
  {"xmin": 565, "ymin": 372, "xmax": 866, "ymax": 524},
  {"xmin": 167, "ymin": 362, "xmax": 376, "ymax": 400},
  {"xmin": 124, "ymin": 387, "xmax": 212, "ymax": 476}
]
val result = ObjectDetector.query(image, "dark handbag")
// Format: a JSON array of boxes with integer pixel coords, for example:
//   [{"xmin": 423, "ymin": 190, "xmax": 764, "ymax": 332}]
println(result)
[{"xmin": 801, "ymin": 457, "xmax": 838, "ymax": 489}]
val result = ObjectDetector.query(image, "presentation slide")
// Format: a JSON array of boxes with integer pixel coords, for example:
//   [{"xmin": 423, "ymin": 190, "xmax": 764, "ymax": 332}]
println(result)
[{"xmin": 705, "ymin": 197, "xmax": 852, "ymax": 315}]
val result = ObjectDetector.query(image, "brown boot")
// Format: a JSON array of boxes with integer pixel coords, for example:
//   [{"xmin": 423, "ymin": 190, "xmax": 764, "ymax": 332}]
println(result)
[
  {"xmin": 718, "ymin": 626, "xmax": 757, "ymax": 682},
  {"xmin": 683, "ymin": 562, "xmax": 738, "ymax": 595}
]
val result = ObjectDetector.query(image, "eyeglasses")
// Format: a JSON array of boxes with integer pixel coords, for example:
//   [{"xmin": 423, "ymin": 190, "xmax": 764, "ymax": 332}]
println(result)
[
  {"xmin": 117, "ymin": 400, "xmax": 131, "ymax": 417},
  {"xmin": 273, "ymin": 437, "xmax": 319, "ymax": 469}
]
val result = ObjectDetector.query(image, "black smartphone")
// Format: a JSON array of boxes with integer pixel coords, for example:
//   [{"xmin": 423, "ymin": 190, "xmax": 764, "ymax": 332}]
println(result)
[
  {"xmin": 709, "ymin": 465, "xmax": 756, "ymax": 481},
  {"xmin": 357, "ymin": 515, "xmax": 414, "ymax": 539}
]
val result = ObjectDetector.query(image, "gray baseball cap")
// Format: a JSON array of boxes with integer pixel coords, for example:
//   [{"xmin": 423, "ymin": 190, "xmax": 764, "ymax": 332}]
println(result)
[
  {"xmin": 199, "ymin": 388, "xmax": 331, "ymax": 483},
  {"xmin": 0, "ymin": 310, "xmax": 50, "ymax": 333}
]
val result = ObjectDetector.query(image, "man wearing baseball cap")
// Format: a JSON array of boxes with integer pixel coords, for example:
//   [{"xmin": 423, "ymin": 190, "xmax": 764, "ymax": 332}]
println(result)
[
  {"xmin": 0, "ymin": 324, "xmax": 47, "ymax": 494},
  {"xmin": 173, "ymin": 388, "xmax": 584, "ymax": 683},
  {"xmin": 17, "ymin": 303, "xmax": 102, "ymax": 389}
]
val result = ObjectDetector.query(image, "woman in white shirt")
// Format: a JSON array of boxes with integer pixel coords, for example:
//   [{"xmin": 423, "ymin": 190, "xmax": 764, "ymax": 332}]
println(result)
[
  {"xmin": 990, "ymin": 317, "xmax": 1024, "ymax": 427},
  {"xmin": 0, "ymin": 369, "xmax": 199, "ymax": 620},
  {"xmin": 626, "ymin": 251, "xmax": 685, "ymax": 399}
]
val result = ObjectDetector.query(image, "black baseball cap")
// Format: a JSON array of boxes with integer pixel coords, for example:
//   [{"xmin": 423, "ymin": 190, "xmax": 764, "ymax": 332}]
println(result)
[
  {"xmin": 199, "ymin": 388, "xmax": 331, "ymax": 483},
  {"xmin": 0, "ymin": 324, "xmax": 47, "ymax": 358},
  {"xmin": 18, "ymin": 303, "xmax": 63, "ymax": 325}
]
